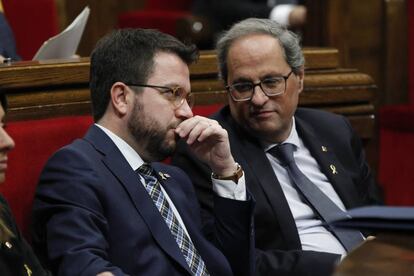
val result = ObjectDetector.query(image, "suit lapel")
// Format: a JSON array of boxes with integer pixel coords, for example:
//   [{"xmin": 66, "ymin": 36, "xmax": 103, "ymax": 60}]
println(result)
[
  {"xmin": 84, "ymin": 126, "xmax": 192, "ymax": 274},
  {"xmin": 295, "ymin": 117, "xmax": 361, "ymax": 208},
  {"xmin": 223, "ymin": 115, "xmax": 301, "ymax": 247}
]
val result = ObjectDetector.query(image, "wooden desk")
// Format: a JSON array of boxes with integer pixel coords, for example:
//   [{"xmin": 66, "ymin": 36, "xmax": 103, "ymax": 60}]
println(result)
[
  {"xmin": 0, "ymin": 48, "xmax": 377, "ymax": 168},
  {"xmin": 335, "ymin": 233, "xmax": 414, "ymax": 276}
]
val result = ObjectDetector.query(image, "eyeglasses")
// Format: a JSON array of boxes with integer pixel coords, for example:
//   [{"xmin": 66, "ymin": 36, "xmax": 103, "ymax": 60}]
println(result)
[
  {"xmin": 226, "ymin": 70, "xmax": 294, "ymax": 102},
  {"xmin": 125, "ymin": 83, "xmax": 194, "ymax": 109}
]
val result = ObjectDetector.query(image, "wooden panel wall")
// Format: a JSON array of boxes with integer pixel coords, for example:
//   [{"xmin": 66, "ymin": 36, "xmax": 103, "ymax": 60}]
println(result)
[
  {"xmin": 304, "ymin": 0, "xmax": 408, "ymax": 106},
  {"xmin": 0, "ymin": 48, "xmax": 378, "ymax": 170}
]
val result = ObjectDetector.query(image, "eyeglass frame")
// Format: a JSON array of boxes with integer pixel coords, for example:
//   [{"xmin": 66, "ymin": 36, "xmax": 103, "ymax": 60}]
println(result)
[
  {"xmin": 225, "ymin": 70, "xmax": 294, "ymax": 102},
  {"xmin": 124, "ymin": 83, "xmax": 194, "ymax": 109}
]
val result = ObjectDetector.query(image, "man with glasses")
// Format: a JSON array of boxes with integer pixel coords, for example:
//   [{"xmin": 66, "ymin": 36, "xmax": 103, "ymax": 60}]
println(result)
[
  {"xmin": 173, "ymin": 18, "xmax": 382, "ymax": 275},
  {"xmin": 32, "ymin": 29, "xmax": 254, "ymax": 276}
]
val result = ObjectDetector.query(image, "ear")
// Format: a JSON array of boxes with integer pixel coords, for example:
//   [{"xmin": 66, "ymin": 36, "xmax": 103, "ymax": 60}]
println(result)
[
  {"xmin": 296, "ymin": 67, "xmax": 305, "ymax": 94},
  {"xmin": 110, "ymin": 82, "xmax": 132, "ymax": 117}
]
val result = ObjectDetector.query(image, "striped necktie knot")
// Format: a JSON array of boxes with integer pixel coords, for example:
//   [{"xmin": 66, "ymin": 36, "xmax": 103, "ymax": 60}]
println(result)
[
  {"xmin": 268, "ymin": 143, "xmax": 296, "ymax": 166},
  {"xmin": 137, "ymin": 163, "xmax": 155, "ymax": 177}
]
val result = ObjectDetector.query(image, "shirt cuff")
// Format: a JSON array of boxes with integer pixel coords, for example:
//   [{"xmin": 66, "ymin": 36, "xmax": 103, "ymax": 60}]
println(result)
[
  {"xmin": 269, "ymin": 4, "xmax": 295, "ymax": 26},
  {"xmin": 212, "ymin": 174, "xmax": 247, "ymax": 201}
]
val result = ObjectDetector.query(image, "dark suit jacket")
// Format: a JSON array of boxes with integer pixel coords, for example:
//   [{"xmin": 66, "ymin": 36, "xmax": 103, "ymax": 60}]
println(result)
[
  {"xmin": 172, "ymin": 106, "xmax": 383, "ymax": 276},
  {"xmin": 32, "ymin": 125, "xmax": 254, "ymax": 276},
  {"xmin": 0, "ymin": 195, "xmax": 49, "ymax": 276}
]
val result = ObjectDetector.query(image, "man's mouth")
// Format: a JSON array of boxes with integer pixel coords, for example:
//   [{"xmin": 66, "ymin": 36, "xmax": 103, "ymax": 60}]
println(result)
[
  {"xmin": 0, "ymin": 158, "xmax": 8, "ymax": 171},
  {"xmin": 251, "ymin": 109, "xmax": 274, "ymax": 118}
]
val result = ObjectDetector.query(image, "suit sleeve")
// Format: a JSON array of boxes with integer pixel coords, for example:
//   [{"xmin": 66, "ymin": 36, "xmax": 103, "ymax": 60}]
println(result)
[
  {"xmin": 31, "ymin": 147, "xmax": 129, "ymax": 276},
  {"xmin": 172, "ymin": 148, "xmax": 255, "ymax": 276},
  {"xmin": 344, "ymin": 116, "xmax": 383, "ymax": 205},
  {"xmin": 210, "ymin": 193, "xmax": 255, "ymax": 276},
  {"xmin": 172, "ymin": 140, "xmax": 339, "ymax": 276}
]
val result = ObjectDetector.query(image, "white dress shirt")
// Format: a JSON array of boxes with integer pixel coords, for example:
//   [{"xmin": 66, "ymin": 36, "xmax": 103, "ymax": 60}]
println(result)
[{"xmin": 263, "ymin": 118, "xmax": 347, "ymax": 256}]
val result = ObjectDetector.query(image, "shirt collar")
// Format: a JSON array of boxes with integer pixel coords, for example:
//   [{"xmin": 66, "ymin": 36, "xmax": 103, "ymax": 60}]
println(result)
[
  {"xmin": 262, "ymin": 117, "xmax": 301, "ymax": 151},
  {"xmin": 95, "ymin": 123, "xmax": 144, "ymax": 171}
]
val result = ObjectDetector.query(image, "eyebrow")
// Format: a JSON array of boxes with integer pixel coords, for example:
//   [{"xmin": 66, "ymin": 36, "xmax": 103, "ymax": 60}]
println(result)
[
  {"xmin": 156, "ymin": 81, "xmax": 181, "ymax": 87},
  {"xmin": 233, "ymin": 74, "xmax": 284, "ymax": 83},
  {"xmin": 232, "ymin": 77, "xmax": 253, "ymax": 83}
]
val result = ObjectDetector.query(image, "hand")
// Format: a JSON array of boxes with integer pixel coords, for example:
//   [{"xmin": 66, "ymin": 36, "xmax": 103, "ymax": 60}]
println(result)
[
  {"xmin": 96, "ymin": 272, "xmax": 114, "ymax": 276},
  {"xmin": 175, "ymin": 115, "xmax": 237, "ymax": 176},
  {"xmin": 289, "ymin": 5, "xmax": 307, "ymax": 27}
]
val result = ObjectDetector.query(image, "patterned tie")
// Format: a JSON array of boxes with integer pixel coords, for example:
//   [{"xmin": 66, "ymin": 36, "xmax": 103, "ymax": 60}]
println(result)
[
  {"xmin": 137, "ymin": 164, "xmax": 209, "ymax": 276},
  {"xmin": 268, "ymin": 143, "xmax": 364, "ymax": 252}
]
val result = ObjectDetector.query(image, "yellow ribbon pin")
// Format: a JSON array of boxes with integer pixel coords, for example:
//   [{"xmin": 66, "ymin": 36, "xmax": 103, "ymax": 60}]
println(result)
[
  {"xmin": 24, "ymin": 264, "xmax": 32, "ymax": 276},
  {"xmin": 330, "ymin": 164, "xmax": 338, "ymax": 175},
  {"xmin": 159, "ymin": 172, "xmax": 170, "ymax": 180}
]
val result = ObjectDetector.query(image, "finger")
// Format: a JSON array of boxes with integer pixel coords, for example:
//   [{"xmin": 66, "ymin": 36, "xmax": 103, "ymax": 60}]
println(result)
[
  {"xmin": 176, "ymin": 116, "xmax": 217, "ymax": 138},
  {"xmin": 175, "ymin": 116, "xmax": 201, "ymax": 137},
  {"xmin": 186, "ymin": 119, "xmax": 220, "ymax": 144},
  {"xmin": 185, "ymin": 122, "xmax": 210, "ymax": 144},
  {"xmin": 195, "ymin": 123, "xmax": 225, "ymax": 143}
]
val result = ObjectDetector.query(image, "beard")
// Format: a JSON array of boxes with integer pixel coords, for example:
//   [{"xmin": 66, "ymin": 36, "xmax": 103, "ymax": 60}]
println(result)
[{"xmin": 127, "ymin": 102, "xmax": 177, "ymax": 162}]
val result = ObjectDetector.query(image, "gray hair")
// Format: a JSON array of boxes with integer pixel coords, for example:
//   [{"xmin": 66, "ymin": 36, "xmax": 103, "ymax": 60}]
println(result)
[{"xmin": 216, "ymin": 18, "xmax": 305, "ymax": 84}]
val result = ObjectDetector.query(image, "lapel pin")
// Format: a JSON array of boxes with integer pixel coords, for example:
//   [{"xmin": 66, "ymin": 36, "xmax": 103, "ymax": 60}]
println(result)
[
  {"xmin": 330, "ymin": 164, "xmax": 338, "ymax": 175},
  {"xmin": 321, "ymin": 146, "xmax": 328, "ymax": 152},
  {"xmin": 5, "ymin": 241, "xmax": 12, "ymax": 249},
  {"xmin": 158, "ymin": 172, "xmax": 170, "ymax": 180},
  {"xmin": 24, "ymin": 264, "xmax": 33, "ymax": 276}
]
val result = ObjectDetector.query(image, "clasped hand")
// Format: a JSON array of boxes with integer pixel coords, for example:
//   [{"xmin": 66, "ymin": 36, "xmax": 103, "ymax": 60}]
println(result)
[{"xmin": 175, "ymin": 115, "xmax": 237, "ymax": 176}]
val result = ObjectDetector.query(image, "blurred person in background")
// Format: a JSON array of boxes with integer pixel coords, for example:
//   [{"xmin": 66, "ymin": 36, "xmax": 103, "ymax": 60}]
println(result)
[
  {"xmin": 0, "ymin": 94, "xmax": 49, "ymax": 276},
  {"xmin": 192, "ymin": 0, "xmax": 306, "ymax": 48},
  {"xmin": 0, "ymin": 1, "xmax": 20, "ymax": 62}
]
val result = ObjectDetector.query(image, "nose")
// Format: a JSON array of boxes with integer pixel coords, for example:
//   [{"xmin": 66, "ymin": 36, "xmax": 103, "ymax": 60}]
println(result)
[
  {"xmin": 0, "ymin": 127, "xmax": 15, "ymax": 153},
  {"xmin": 175, "ymin": 100, "xmax": 193, "ymax": 119},
  {"xmin": 250, "ymin": 85, "xmax": 269, "ymax": 106}
]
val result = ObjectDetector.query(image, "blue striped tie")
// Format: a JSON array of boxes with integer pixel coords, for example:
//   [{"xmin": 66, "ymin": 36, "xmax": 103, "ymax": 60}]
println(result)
[{"xmin": 137, "ymin": 164, "xmax": 209, "ymax": 276}]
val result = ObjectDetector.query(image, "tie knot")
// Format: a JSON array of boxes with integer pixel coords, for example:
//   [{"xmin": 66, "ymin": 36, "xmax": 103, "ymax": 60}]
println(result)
[
  {"xmin": 137, "ymin": 163, "xmax": 155, "ymax": 177},
  {"xmin": 268, "ymin": 143, "xmax": 296, "ymax": 166}
]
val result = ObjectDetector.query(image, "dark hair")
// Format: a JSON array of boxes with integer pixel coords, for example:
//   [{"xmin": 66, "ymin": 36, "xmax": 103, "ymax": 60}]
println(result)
[
  {"xmin": 89, "ymin": 28, "xmax": 199, "ymax": 121},
  {"xmin": 216, "ymin": 18, "xmax": 305, "ymax": 84}
]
